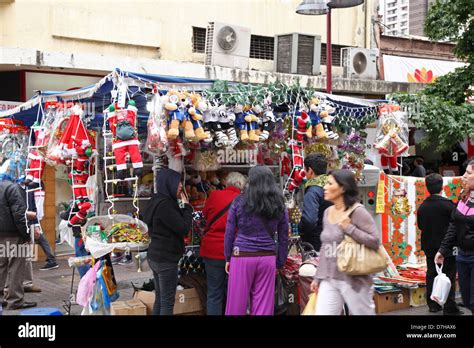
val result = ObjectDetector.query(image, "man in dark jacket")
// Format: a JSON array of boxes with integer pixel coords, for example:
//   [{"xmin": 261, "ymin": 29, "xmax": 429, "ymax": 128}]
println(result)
[
  {"xmin": 0, "ymin": 181, "xmax": 37, "ymax": 310},
  {"xmin": 298, "ymin": 154, "xmax": 332, "ymax": 252},
  {"xmin": 417, "ymin": 173, "xmax": 461, "ymax": 314},
  {"xmin": 144, "ymin": 168, "xmax": 193, "ymax": 315}
]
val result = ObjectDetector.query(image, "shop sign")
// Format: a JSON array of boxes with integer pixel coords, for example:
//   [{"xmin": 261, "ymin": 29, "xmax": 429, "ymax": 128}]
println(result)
[
  {"xmin": 383, "ymin": 55, "xmax": 465, "ymax": 83},
  {"xmin": 0, "ymin": 101, "xmax": 21, "ymax": 112}
]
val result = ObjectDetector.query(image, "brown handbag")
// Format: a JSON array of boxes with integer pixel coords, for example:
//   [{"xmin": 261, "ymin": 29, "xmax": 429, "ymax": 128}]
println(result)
[{"xmin": 336, "ymin": 204, "xmax": 389, "ymax": 276}]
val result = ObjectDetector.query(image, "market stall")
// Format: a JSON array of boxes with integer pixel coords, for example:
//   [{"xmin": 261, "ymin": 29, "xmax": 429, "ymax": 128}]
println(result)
[{"xmin": 1, "ymin": 68, "xmax": 425, "ymax": 315}]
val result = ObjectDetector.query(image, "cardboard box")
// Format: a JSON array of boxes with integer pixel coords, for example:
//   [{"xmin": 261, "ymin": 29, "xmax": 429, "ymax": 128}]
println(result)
[
  {"xmin": 133, "ymin": 290, "xmax": 155, "ymax": 315},
  {"xmin": 410, "ymin": 287, "xmax": 427, "ymax": 307},
  {"xmin": 174, "ymin": 288, "xmax": 203, "ymax": 315},
  {"xmin": 133, "ymin": 288, "xmax": 204, "ymax": 315},
  {"xmin": 374, "ymin": 289, "xmax": 410, "ymax": 314},
  {"xmin": 111, "ymin": 300, "xmax": 147, "ymax": 315}
]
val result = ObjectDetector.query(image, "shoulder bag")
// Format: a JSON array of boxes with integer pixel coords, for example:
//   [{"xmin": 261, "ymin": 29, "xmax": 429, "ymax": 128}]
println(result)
[{"xmin": 336, "ymin": 204, "xmax": 389, "ymax": 276}]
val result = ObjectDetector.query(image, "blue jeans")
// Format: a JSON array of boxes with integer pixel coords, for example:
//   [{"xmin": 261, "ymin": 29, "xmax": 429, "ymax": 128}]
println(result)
[
  {"xmin": 457, "ymin": 253, "xmax": 474, "ymax": 313},
  {"xmin": 148, "ymin": 258, "xmax": 178, "ymax": 315},
  {"xmin": 75, "ymin": 237, "xmax": 90, "ymax": 278},
  {"xmin": 203, "ymin": 258, "xmax": 227, "ymax": 315}
]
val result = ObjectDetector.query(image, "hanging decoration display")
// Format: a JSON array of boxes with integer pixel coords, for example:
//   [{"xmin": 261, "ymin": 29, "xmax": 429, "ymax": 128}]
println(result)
[
  {"xmin": 337, "ymin": 130, "xmax": 366, "ymax": 182},
  {"xmin": 380, "ymin": 174, "xmax": 464, "ymax": 264},
  {"xmin": 374, "ymin": 104, "xmax": 409, "ymax": 175},
  {"xmin": 0, "ymin": 118, "xmax": 28, "ymax": 182}
]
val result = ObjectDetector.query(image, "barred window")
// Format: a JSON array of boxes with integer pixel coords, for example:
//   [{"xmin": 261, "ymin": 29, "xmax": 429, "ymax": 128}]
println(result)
[
  {"xmin": 192, "ymin": 27, "xmax": 206, "ymax": 53},
  {"xmin": 320, "ymin": 44, "xmax": 346, "ymax": 66},
  {"xmin": 250, "ymin": 35, "xmax": 274, "ymax": 60}
]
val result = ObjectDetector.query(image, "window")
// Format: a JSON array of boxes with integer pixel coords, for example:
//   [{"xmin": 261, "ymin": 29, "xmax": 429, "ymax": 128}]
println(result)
[
  {"xmin": 320, "ymin": 44, "xmax": 346, "ymax": 66},
  {"xmin": 192, "ymin": 27, "xmax": 206, "ymax": 53},
  {"xmin": 250, "ymin": 35, "xmax": 274, "ymax": 60}
]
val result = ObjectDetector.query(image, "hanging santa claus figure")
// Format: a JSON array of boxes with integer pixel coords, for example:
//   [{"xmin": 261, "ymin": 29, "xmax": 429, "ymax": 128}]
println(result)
[
  {"xmin": 107, "ymin": 100, "xmax": 143, "ymax": 179},
  {"xmin": 286, "ymin": 139, "xmax": 306, "ymax": 192},
  {"xmin": 374, "ymin": 105, "xmax": 408, "ymax": 175},
  {"xmin": 25, "ymin": 124, "xmax": 47, "ymax": 188},
  {"xmin": 59, "ymin": 104, "xmax": 95, "ymax": 227}
]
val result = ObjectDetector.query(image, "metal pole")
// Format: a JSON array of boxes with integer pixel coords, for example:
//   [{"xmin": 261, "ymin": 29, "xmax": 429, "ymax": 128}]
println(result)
[{"xmin": 326, "ymin": 7, "xmax": 332, "ymax": 94}]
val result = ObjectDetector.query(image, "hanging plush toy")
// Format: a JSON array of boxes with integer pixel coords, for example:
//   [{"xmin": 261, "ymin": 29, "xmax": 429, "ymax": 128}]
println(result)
[
  {"xmin": 248, "ymin": 105, "xmax": 262, "ymax": 142},
  {"xmin": 107, "ymin": 100, "xmax": 143, "ymax": 179},
  {"xmin": 286, "ymin": 139, "xmax": 306, "ymax": 192},
  {"xmin": 374, "ymin": 105, "xmax": 408, "ymax": 175},
  {"xmin": 203, "ymin": 103, "xmax": 228, "ymax": 147},
  {"xmin": 188, "ymin": 93, "xmax": 211, "ymax": 141},
  {"xmin": 319, "ymin": 101, "xmax": 339, "ymax": 140},
  {"xmin": 308, "ymin": 97, "xmax": 328, "ymax": 140},
  {"xmin": 25, "ymin": 122, "xmax": 48, "ymax": 187},
  {"xmin": 259, "ymin": 108, "xmax": 276, "ymax": 141},
  {"xmin": 163, "ymin": 90, "xmax": 194, "ymax": 140},
  {"xmin": 296, "ymin": 110, "xmax": 312, "ymax": 142},
  {"xmin": 233, "ymin": 104, "xmax": 249, "ymax": 141},
  {"xmin": 217, "ymin": 105, "xmax": 239, "ymax": 147}
]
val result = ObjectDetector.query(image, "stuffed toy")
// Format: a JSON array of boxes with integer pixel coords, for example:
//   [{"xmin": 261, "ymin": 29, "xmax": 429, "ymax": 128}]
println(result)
[
  {"xmin": 163, "ymin": 90, "xmax": 194, "ymax": 140},
  {"xmin": 217, "ymin": 105, "xmax": 239, "ymax": 147},
  {"xmin": 243, "ymin": 105, "xmax": 260, "ymax": 142},
  {"xmin": 308, "ymin": 97, "xmax": 327, "ymax": 139},
  {"xmin": 25, "ymin": 122, "xmax": 48, "ymax": 187},
  {"xmin": 259, "ymin": 109, "xmax": 276, "ymax": 141},
  {"xmin": 296, "ymin": 110, "xmax": 312, "ymax": 142},
  {"xmin": 319, "ymin": 101, "xmax": 339, "ymax": 140},
  {"xmin": 233, "ymin": 104, "xmax": 249, "ymax": 141},
  {"xmin": 203, "ymin": 103, "xmax": 228, "ymax": 147},
  {"xmin": 374, "ymin": 105, "xmax": 408, "ymax": 175},
  {"xmin": 68, "ymin": 200, "xmax": 92, "ymax": 227},
  {"xmin": 286, "ymin": 139, "xmax": 306, "ymax": 192},
  {"xmin": 188, "ymin": 93, "xmax": 211, "ymax": 141},
  {"xmin": 107, "ymin": 100, "xmax": 143, "ymax": 179}
]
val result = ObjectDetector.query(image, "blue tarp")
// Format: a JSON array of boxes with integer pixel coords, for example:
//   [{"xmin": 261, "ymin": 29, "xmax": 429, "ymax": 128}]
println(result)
[{"xmin": 0, "ymin": 68, "xmax": 384, "ymax": 128}]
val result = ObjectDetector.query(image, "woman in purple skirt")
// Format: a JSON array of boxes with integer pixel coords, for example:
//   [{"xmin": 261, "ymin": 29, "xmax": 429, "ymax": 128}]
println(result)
[{"xmin": 224, "ymin": 165, "xmax": 289, "ymax": 315}]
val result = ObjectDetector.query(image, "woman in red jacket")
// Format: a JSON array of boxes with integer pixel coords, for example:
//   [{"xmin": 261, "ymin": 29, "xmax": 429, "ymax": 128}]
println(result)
[{"xmin": 200, "ymin": 172, "xmax": 247, "ymax": 315}]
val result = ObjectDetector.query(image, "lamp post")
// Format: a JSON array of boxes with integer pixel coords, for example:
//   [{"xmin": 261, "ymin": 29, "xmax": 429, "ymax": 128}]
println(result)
[{"xmin": 296, "ymin": 0, "xmax": 365, "ymax": 94}]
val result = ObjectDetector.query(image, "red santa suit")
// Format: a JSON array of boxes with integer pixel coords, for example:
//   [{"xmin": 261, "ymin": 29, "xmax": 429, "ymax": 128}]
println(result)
[
  {"xmin": 25, "ymin": 126, "xmax": 48, "ymax": 184},
  {"xmin": 287, "ymin": 140, "xmax": 306, "ymax": 192},
  {"xmin": 107, "ymin": 104, "xmax": 143, "ymax": 172}
]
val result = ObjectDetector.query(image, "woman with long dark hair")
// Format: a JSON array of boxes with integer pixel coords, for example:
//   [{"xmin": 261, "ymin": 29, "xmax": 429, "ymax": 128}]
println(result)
[
  {"xmin": 311, "ymin": 169, "xmax": 380, "ymax": 315},
  {"xmin": 224, "ymin": 165, "xmax": 289, "ymax": 315},
  {"xmin": 436, "ymin": 159, "xmax": 474, "ymax": 315}
]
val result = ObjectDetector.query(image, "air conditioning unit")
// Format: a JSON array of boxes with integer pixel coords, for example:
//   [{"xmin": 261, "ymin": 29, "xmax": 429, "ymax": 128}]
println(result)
[
  {"xmin": 205, "ymin": 22, "xmax": 251, "ymax": 70},
  {"xmin": 274, "ymin": 33, "xmax": 321, "ymax": 75},
  {"xmin": 341, "ymin": 48, "xmax": 378, "ymax": 80}
]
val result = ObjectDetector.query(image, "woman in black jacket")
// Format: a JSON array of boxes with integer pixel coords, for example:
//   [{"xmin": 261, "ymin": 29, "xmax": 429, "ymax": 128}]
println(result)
[
  {"xmin": 436, "ymin": 159, "xmax": 474, "ymax": 315},
  {"xmin": 144, "ymin": 168, "xmax": 192, "ymax": 315}
]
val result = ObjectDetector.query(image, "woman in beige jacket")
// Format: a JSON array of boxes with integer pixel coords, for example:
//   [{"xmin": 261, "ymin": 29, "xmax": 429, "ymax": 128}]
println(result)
[{"xmin": 311, "ymin": 170, "xmax": 380, "ymax": 315}]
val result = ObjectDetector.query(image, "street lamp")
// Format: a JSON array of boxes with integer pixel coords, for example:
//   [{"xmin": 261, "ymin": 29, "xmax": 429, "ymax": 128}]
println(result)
[{"xmin": 296, "ymin": 0, "xmax": 364, "ymax": 94}]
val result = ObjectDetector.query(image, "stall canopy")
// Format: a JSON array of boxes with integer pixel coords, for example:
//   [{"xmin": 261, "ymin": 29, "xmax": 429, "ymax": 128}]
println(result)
[{"xmin": 0, "ymin": 68, "xmax": 384, "ymax": 128}]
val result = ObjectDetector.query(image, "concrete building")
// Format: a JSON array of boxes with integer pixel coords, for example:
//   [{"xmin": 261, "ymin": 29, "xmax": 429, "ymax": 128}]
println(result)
[
  {"xmin": 380, "ymin": 0, "xmax": 435, "ymax": 38},
  {"xmin": 0, "ymin": 0, "xmax": 422, "ymax": 100},
  {"xmin": 0, "ymin": 0, "xmax": 427, "ymax": 259},
  {"xmin": 380, "ymin": 0, "xmax": 410, "ymax": 36}
]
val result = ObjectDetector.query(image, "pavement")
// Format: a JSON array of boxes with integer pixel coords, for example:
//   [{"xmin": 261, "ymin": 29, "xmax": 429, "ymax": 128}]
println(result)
[
  {"xmin": 0, "ymin": 245, "xmax": 467, "ymax": 316},
  {"xmin": 1, "ymin": 253, "xmax": 153, "ymax": 315}
]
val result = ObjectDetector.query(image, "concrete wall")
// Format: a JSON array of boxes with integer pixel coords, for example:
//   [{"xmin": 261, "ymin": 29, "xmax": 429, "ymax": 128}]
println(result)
[{"xmin": 0, "ymin": 0, "xmax": 373, "ymax": 71}]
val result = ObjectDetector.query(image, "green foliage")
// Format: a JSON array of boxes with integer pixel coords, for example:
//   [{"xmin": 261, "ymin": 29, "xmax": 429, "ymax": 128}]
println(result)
[
  {"xmin": 390, "ymin": 93, "xmax": 474, "ymax": 151},
  {"xmin": 424, "ymin": 0, "xmax": 474, "ymax": 60},
  {"xmin": 390, "ymin": 0, "xmax": 474, "ymax": 151}
]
